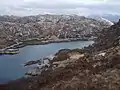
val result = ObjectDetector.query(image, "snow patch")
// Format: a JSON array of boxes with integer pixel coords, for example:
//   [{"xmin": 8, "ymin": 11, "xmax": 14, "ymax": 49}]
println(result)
[
  {"xmin": 98, "ymin": 52, "xmax": 106, "ymax": 56},
  {"xmin": 101, "ymin": 17, "xmax": 114, "ymax": 25}
]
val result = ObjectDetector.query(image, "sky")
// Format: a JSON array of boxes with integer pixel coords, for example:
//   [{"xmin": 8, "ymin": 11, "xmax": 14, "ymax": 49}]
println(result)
[{"xmin": 0, "ymin": 0, "xmax": 120, "ymax": 16}]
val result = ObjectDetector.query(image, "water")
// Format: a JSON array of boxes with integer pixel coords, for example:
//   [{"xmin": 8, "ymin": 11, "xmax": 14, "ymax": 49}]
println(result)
[{"xmin": 0, "ymin": 41, "xmax": 94, "ymax": 84}]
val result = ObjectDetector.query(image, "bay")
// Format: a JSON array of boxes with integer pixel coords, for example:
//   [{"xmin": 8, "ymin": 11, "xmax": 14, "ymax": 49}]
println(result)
[{"xmin": 0, "ymin": 41, "xmax": 94, "ymax": 83}]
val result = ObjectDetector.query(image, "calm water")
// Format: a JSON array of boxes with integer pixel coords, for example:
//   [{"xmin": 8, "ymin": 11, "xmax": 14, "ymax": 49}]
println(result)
[{"xmin": 0, "ymin": 41, "xmax": 94, "ymax": 84}]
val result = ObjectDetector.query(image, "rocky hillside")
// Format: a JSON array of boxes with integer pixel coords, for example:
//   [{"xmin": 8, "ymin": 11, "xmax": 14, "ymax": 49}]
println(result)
[
  {"xmin": 1, "ymin": 20, "xmax": 120, "ymax": 90},
  {"xmin": 89, "ymin": 19, "xmax": 120, "ymax": 51},
  {"xmin": 0, "ymin": 14, "xmax": 110, "ymax": 49}
]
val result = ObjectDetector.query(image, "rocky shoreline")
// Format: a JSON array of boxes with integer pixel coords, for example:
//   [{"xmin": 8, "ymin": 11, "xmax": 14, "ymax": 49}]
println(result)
[
  {"xmin": 18, "ymin": 37, "xmax": 93, "ymax": 47},
  {"xmin": 0, "ymin": 38, "xmax": 93, "ymax": 55}
]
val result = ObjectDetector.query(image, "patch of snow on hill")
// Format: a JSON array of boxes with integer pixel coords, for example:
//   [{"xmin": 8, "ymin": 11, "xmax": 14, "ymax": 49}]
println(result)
[{"xmin": 101, "ymin": 17, "xmax": 114, "ymax": 25}]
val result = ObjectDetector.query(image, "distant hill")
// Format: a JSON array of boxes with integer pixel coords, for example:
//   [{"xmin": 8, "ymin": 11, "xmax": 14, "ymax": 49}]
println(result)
[
  {"xmin": 88, "ymin": 14, "xmax": 120, "ymax": 22},
  {"xmin": 0, "ymin": 14, "xmax": 111, "ymax": 49}
]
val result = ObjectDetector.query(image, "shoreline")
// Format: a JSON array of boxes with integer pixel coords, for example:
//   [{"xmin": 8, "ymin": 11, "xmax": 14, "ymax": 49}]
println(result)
[
  {"xmin": 0, "ymin": 38, "xmax": 94, "ymax": 55},
  {"xmin": 20, "ymin": 38, "xmax": 92, "ymax": 47}
]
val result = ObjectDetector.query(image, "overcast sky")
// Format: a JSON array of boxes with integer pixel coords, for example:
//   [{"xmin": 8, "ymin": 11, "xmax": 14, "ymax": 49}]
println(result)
[{"xmin": 0, "ymin": 0, "xmax": 120, "ymax": 16}]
